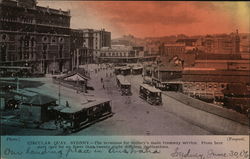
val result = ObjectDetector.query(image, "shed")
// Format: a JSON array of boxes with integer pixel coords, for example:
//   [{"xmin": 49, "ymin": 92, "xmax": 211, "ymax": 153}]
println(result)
[{"xmin": 20, "ymin": 94, "xmax": 57, "ymax": 122}]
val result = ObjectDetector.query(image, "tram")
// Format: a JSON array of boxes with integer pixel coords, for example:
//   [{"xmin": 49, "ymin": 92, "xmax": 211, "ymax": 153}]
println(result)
[
  {"xmin": 116, "ymin": 75, "xmax": 132, "ymax": 96},
  {"xmin": 131, "ymin": 66, "xmax": 143, "ymax": 75},
  {"xmin": 120, "ymin": 66, "xmax": 131, "ymax": 76},
  {"xmin": 139, "ymin": 84, "xmax": 162, "ymax": 105},
  {"xmin": 55, "ymin": 99, "xmax": 113, "ymax": 132}
]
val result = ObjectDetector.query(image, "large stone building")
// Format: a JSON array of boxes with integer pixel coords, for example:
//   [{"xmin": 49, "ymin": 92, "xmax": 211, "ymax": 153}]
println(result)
[
  {"xmin": 93, "ymin": 29, "xmax": 111, "ymax": 62},
  {"xmin": 70, "ymin": 28, "xmax": 111, "ymax": 67},
  {"xmin": 70, "ymin": 29, "xmax": 94, "ymax": 68},
  {"xmin": 0, "ymin": 0, "xmax": 71, "ymax": 73}
]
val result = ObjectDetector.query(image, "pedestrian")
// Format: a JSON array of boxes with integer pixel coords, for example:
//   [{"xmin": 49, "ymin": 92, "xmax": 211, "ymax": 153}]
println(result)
[
  {"xmin": 101, "ymin": 78, "xmax": 103, "ymax": 83},
  {"xmin": 103, "ymin": 84, "xmax": 105, "ymax": 89}
]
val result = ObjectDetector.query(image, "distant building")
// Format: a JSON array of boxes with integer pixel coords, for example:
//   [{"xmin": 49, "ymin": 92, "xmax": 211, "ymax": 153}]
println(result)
[
  {"xmin": 159, "ymin": 42, "xmax": 196, "ymax": 67},
  {"xmin": 239, "ymin": 33, "xmax": 250, "ymax": 59},
  {"xmin": 152, "ymin": 61, "xmax": 183, "ymax": 91},
  {"xmin": 0, "ymin": 0, "xmax": 71, "ymax": 73},
  {"xmin": 199, "ymin": 30, "xmax": 240, "ymax": 54},
  {"xmin": 70, "ymin": 28, "xmax": 111, "ymax": 66},
  {"xmin": 70, "ymin": 29, "xmax": 94, "ymax": 68},
  {"xmin": 93, "ymin": 29, "xmax": 111, "ymax": 62},
  {"xmin": 99, "ymin": 45, "xmax": 138, "ymax": 63},
  {"xmin": 181, "ymin": 69, "xmax": 250, "ymax": 103},
  {"xmin": 194, "ymin": 53, "xmax": 250, "ymax": 70}
]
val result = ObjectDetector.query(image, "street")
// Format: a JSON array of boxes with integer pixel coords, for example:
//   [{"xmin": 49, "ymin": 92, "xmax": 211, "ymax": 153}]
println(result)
[{"xmin": 1, "ymin": 65, "xmax": 212, "ymax": 135}]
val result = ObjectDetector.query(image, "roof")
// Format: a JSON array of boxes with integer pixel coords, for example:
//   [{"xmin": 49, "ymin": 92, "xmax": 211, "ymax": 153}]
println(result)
[
  {"xmin": 24, "ymin": 94, "xmax": 57, "ymax": 106},
  {"xmin": 158, "ymin": 64, "xmax": 182, "ymax": 72},
  {"xmin": 116, "ymin": 75, "xmax": 131, "ymax": 85},
  {"xmin": 11, "ymin": 89, "xmax": 38, "ymax": 97},
  {"xmin": 176, "ymin": 39, "xmax": 198, "ymax": 43},
  {"xmin": 132, "ymin": 66, "xmax": 143, "ymax": 70},
  {"xmin": 196, "ymin": 54, "xmax": 242, "ymax": 60},
  {"xmin": 182, "ymin": 70, "xmax": 250, "ymax": 83},
  {"xmin": 120, "ymin": 66, "xmax": 131, "ymax": 70},
  {"xmin": 140, "ymin": 84, "xmax": 161, "ymax": 93},
  {"xmin": 55, "ymin": 98, "xmax": 111, "ymax": 114},
  {"xmin": 222, "ymin": 84, "xmax": 250, "ymax": 96},
  {"xmin": 60, "ymin": 69, "xmax": 90, "ymax": 81}
]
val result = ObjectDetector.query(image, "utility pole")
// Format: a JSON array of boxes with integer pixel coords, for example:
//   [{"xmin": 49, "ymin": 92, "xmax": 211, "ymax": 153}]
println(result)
[
  {"xmin": 16, "ymin": 77, "xmax": 19, "ymax": 92},
  {"xmin": 76, "ymin": 49, "xmax": 79, "ymax": 69},
  {"xmin": 53, "ymin": 56, "xmax": 55, "ymax": 75},
  {"xmin": 58, "ymin": 80, "xmax": 61, "ymax": 106}
]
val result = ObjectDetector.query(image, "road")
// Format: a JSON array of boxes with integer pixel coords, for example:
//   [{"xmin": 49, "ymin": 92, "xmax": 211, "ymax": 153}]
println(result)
[
  {"xmin": 70, "ymin": 67, "xmax": 212, "ymax": 135},
  {"xmin": 1, "ymin": 64, "xmax": 212, "ymax": 135}
]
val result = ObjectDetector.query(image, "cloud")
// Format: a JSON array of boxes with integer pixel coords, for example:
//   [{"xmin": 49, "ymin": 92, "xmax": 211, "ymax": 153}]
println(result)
[
  {"xmin": 37, "ymin": 1, "xmax": 250, "ymax": 38},
  {"xmin": 86, "ymin": 2, "xmax": 199, "ymax": 25}
]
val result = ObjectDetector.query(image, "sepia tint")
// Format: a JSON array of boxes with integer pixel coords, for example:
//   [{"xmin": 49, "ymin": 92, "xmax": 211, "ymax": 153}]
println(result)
[{"xmin": 0, "ymin": 0, "xmax": 249, "ymax": 136}]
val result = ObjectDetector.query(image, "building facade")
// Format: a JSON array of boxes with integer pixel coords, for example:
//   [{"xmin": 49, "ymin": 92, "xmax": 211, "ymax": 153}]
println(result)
[
  {"xmin": 99, "ymin": 45, "xmax": 138, "ymax": 63},
  {"xmin": 0, "ymin": 0, "xmax": 71, "ymax": 73},
  {"xmin": 181, "ymin": 69, "xmax": 250, "ymax": 104},
  {"xmin": 199, "ymin": 30, "xmax": 240, "ymax": 54},
  {"xmin": 70, "ymin": 29, "xmax": 94, "ymax": 69},
  {"xmin": 93, "ymin": 29, "xmax": 111, "ymax": 62}
]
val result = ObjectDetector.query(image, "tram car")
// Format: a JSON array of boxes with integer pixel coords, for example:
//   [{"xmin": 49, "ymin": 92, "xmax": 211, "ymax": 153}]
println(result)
[
  {"xmin": 131, "ymin": 66, "xmax": 143, "ymax": 75},
  {"xmin": 114, "ymin": 67, "xmax": 122, "ymax": 75},
  {"xmin": 54, "ymin": 99, "xmax": 113, "ymax": 132},
  {"xmin": 139, "ymin": 84, "xmax": 162, "ymax": 105},
  {"xmin": 116, "ymin": 75, "xmax": 132, "ymax": 96},
  {"xmin": 120, "ymin": 66, "xmax": 131, "ymax": 76}
]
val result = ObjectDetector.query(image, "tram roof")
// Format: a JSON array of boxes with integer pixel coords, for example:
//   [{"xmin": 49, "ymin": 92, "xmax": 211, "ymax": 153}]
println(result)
[
  {"xmin": 55, "ymin": 98, "xmax": 111, "ymax": 113},
  {"xmin": 116, "ymin": 75, "xmax": 131, "ymax": 85},
  {"xmin": 140, "ymin": 84, "xmax": 161, "ymax": 93},
  {"xmin": 132, "ymin": 66, "xmax": 143, "ymax": 70},
  {"xmin": 120, "ymin": 67, "xmax": 131, "ymax": 70}
]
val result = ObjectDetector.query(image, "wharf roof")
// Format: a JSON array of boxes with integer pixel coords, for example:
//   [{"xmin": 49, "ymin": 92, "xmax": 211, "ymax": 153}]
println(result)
[{"xmin": 182, "ymin": 70, "xmax": 250, "ymax": 83}]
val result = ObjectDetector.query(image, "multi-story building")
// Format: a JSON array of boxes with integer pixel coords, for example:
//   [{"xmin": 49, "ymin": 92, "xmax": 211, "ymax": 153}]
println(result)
[
  {"xmin": 70, "ymin": 29, "xmax": 94, "ymax": 69},
  {"xmin": 200, "ymin": 30, "xmax": 240, "ymax": 54},
  {"xmin": 0, "ymin": 0, "xmax": 71, "ymax": 73},
  {"xmin": 194, "ymin": 53, "xmax": 250, "ymax": 70},
  {"xmin": 99, "ymin": 45, "xmax": 138, "ymax": 63},
  {"xmin": 93, "ymin": 29, "xmax": 111, "ymax": 62},
  {"xmin": 159, "ymin": 42, "xmax": 196, "ymax": 67}
]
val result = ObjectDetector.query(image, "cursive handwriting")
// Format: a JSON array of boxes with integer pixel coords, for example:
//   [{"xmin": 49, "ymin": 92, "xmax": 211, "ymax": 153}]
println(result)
[
  {"xmin": 171, "ymin": 147, "xmax": 205, "ymax": 159},
  {"xmin": 26, "ymin": 146, "xmax": 63, "ymax": 157},
  {"xmin": 171, "ymin": 147, "xmax": 249, "ymax": 159},
  {"xmin": 108, "ymin": 145, "xmax": 160, "ymax": 154}
]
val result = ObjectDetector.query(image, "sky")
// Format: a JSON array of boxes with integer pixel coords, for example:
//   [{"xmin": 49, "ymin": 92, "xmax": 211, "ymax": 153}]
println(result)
[{"xmin": 37, "ymin": 1, "xmax": 250, "ymax": 38}]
